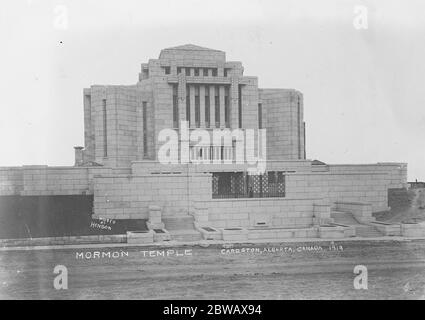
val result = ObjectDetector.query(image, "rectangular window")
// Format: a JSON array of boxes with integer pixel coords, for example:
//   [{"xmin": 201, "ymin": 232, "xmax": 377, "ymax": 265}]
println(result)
[
  {"xmin": 224, "ymin": 86, "xmax": 230, "ymax": 128},
  {"xmin": 238, "ymin": 84, "xmax": 242, "ymax": 128},
  {"xmin": 164, "ymin": 66, "xmax": 170, "ymax": 75},
  {"xmin": 214, "ymin": 85, "xmax": 220, "ymax": 127},
  {"xmin": 303, "ymin": 121, "xmax": 306, "ymax": 159},
  {"xmin": 203, "ymin": 68, "xmax": 208, "ymax": 76},
  {"xmin": 195, "ymin": 86, "xmax": 200, "ymax": 128},
  {"xmin": 185, "ymin": 68, "xmax": 190, "ymax": 76},
  {"xmin": 277, "ymin": 172, "xmax": 285, "ymax": 184},
  {"xmin": 268, "ymin": 171, "xmax": 276, "ymax": 184},
  {"xmin": 142, "ymin": 101, "xmax": 148, "ymax": 158},
  {"xmin": 205, "ymin": 86, "xmax": 210, "ymax": 128},
  {"xmin": 258, "ymin": 103, "xmax": 263, "ymax": 129},
  {"xmin": 212, "ymin": 172, "xmax": 285, "ymax": 199},
  {"xmin": 186, "ymin": 85, "xmax": 190, "ymax": 126},
  {"xmin": 177, "ymin": 67, "xmax": 182, "ymax": 74},
  {"xmin": 194, "ymin": 68, "xmax": 199, "ymax": 76},
  {"xmin": 212, "ymin": 68, "xmax": 218, "ymax": 77},
  {"xmin": 102, "ymin": 99, "xmax": 107, "ymax": 157},
  {"xmin": 172, "ymin": 84, "xmax": 178, "ymax": 128},
  {"xmin": 267, "ymin": 171, "xmax": 286, "ymax": 197},
  {"xmin": 297, "ymin": 96, "xmax": 301, "ymax": 159}
]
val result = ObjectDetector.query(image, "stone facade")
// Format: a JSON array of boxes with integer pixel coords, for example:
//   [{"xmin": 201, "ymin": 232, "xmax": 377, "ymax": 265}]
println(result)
[
  {"xmin": 80, "ymin": 44, "xmax": 305, "ymax": 167},
  {"xmin": 0, "ymin": 44, "xmax": 408, "ymax": 232}
]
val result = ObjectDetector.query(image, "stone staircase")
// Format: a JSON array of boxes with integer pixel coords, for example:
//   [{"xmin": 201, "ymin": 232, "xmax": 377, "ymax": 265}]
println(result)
[
  {"xmin": 354, "ymin": 225, "xmax": 384, "ymax": 238},
  {"xmin": 162, "ymin": 216, "xmax": 202, "ymax": 242},
  {"xmin": 163, "ymin": 216, "xmax": 196, "ymax": 230},
  {"xmin": 167, "ymin": 230, "xmax": 202, "ymax": 242},
  {"xmin": 331, "ymin": 210, "xmax": 361, "ymax": 225},
  {"xmin": 331, "ymin": 210, "xmax": 383, "ymax": 238}
]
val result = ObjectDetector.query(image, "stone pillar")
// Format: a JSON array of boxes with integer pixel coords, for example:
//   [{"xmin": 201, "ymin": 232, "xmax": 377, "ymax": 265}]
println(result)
[
  {"xmin": 180, "ymin": 120, "xmax": 190, "ymax": 164},
  {"xmin": 219, "ymin": 85, "xmax": 225, "ymax": 128},
  {"xmin": 190, "ymin": 85, "xmax": 196, "ymax": 129},
  {"xmin": 194, "ymin": 205, "xmax": 209, "ymax": 227},
  {"xmin": 200, "ymin": 85, "xmax": 206, "ymax": 128},
  {"xmin": 171, "ymin": 64, "xmax": 177, "ymax": 76},
  {"xmin": 178, "ymin": 78, "xmax": 187, "ymax": 125},
  {"xmin": 313, "ymin": 203, "xmax": 332, "ymax": 225},
  {"xmin": 74, "ymin": 146, "xmax": 84, "ymax": 166},
  {"xmin": 147, "ymin": 205, "xmax": 164, "ymax": 229},
  {"xmin": 210, "ymin": 86, "xmax": 216, "ymax": 128},
  {"xmin": 218, "ymin": 67, "xmax": 224, "ymax": 77},
  {"xmin": 230, "ymin": 77, "xmax": 239, "ymax": 129}
]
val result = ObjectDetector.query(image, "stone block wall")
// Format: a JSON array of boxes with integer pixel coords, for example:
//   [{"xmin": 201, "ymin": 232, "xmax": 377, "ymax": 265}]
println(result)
[
  {"xmin": 88, "ymin": 85, "xmax": 147, "ymax": 167},
  {"xmin": 127, "ymin": 161, "xmax": 406, "ymax": 215},
  {"xmin": 152, "ymin": 78, "xmax": 174, "ymax": 158},
  {"xmin": 113, "ymin": 87, "xmax": 139, "ymax": 166},
  {"xmin": 0, "ymin": 166, "xmax": 129, "ymax": 197},
  {"xmin": 83, "ymin": 88, "xmax": 95, "ymax": 162},
  {"xmin": 20, "ymin": 166, "xmax": 90, "ymax": 196},
  {"xmin": 328, "ymin": 163, "xmax": 408, "ymax": 188},
  {"xmin": 241, "ymin": 77, "xmax": 259, "ymax": 130},
  {"xmin": 82, "ymin": 46, "xmax": 310, "ymax": 168},
  {"xmin": 259, "ymin": 89, "xmax": 305, "ymax": 160},
  {"xmin": 0, "ymin": 161, "xmax": 407, "ymax": 221},
  {"xmin": 93, "ymin": 173, "xmax": 212, "ymax": 219},
  {"xmin": 84, "ymin": 85, "xmax": 157, "ymax": 167},
  {"xmin": 0, "ymin": 167, "xmax": 23, "ymax": 195},
  {"xmin": 286, "ymin": 172, "xmax": 391, "ymax": 212},
  {"xmin": 335, "ymin": 202, "xmax": 374, "ymax": 222},
  {"xmin": 199, "ymin": 198, "xmax": 318, "ymax": 229},
  {"xmin": 158, "ymin": 46, "xmax": 226, "ymax": 68}
]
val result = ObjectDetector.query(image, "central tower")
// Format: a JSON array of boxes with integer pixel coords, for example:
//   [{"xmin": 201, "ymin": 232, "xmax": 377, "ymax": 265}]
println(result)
[{"xmin": 81, "ymin": 44, "xmax": 305, "ymax": 167}]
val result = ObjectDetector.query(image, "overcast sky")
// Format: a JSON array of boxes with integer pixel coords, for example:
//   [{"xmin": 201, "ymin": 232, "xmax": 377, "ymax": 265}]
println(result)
[{"xmin": 1, "ymin": 0, "xmax": 424, "ymax": 180}]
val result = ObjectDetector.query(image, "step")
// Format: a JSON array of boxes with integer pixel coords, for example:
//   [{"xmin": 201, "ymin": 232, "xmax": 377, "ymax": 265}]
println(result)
[
  {"xmin": 163, "ymin": 216, "xmax": 195, "ymax": 231},
  {"xmin": 330, "ymin": 211, "xmax": 360, "ymax": 225},
  {"xmin": 168, "ymin": 229, "xmax": 202, "ymax": 242},
  {"xmin": 355, "ymin": 225, "xmax": 383, "ymax": 238}
]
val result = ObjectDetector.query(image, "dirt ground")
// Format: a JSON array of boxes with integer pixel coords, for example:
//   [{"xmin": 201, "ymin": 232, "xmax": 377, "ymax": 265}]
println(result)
[
  {"xmin": 1, "ymin": 188, "xmax": 425, "ymax": 300},
  {"xmin": 375, "ymin": 188, "xmax": 425, "ymax": 223},
  {"xmin": 1, "ymin": 239, "xmax": 425, "ymax": 299}
]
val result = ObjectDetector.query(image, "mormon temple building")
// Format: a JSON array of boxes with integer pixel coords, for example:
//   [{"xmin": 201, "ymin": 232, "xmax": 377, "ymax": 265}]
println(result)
[{"xmin": 0, "ymin": 45, "xmax": 409, "ymax": 242}]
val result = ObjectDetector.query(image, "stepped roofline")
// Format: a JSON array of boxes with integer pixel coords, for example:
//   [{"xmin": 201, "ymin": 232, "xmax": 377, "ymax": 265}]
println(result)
[{"xmin": 161, "ymin": 44, "xmax": 223, "ymax": 52}]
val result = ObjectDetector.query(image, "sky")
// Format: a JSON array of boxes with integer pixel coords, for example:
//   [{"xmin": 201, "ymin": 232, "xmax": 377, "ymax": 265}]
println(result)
[{"xmin": 0, "ymin": 0, "xmax": 424, "ymax": 181}]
